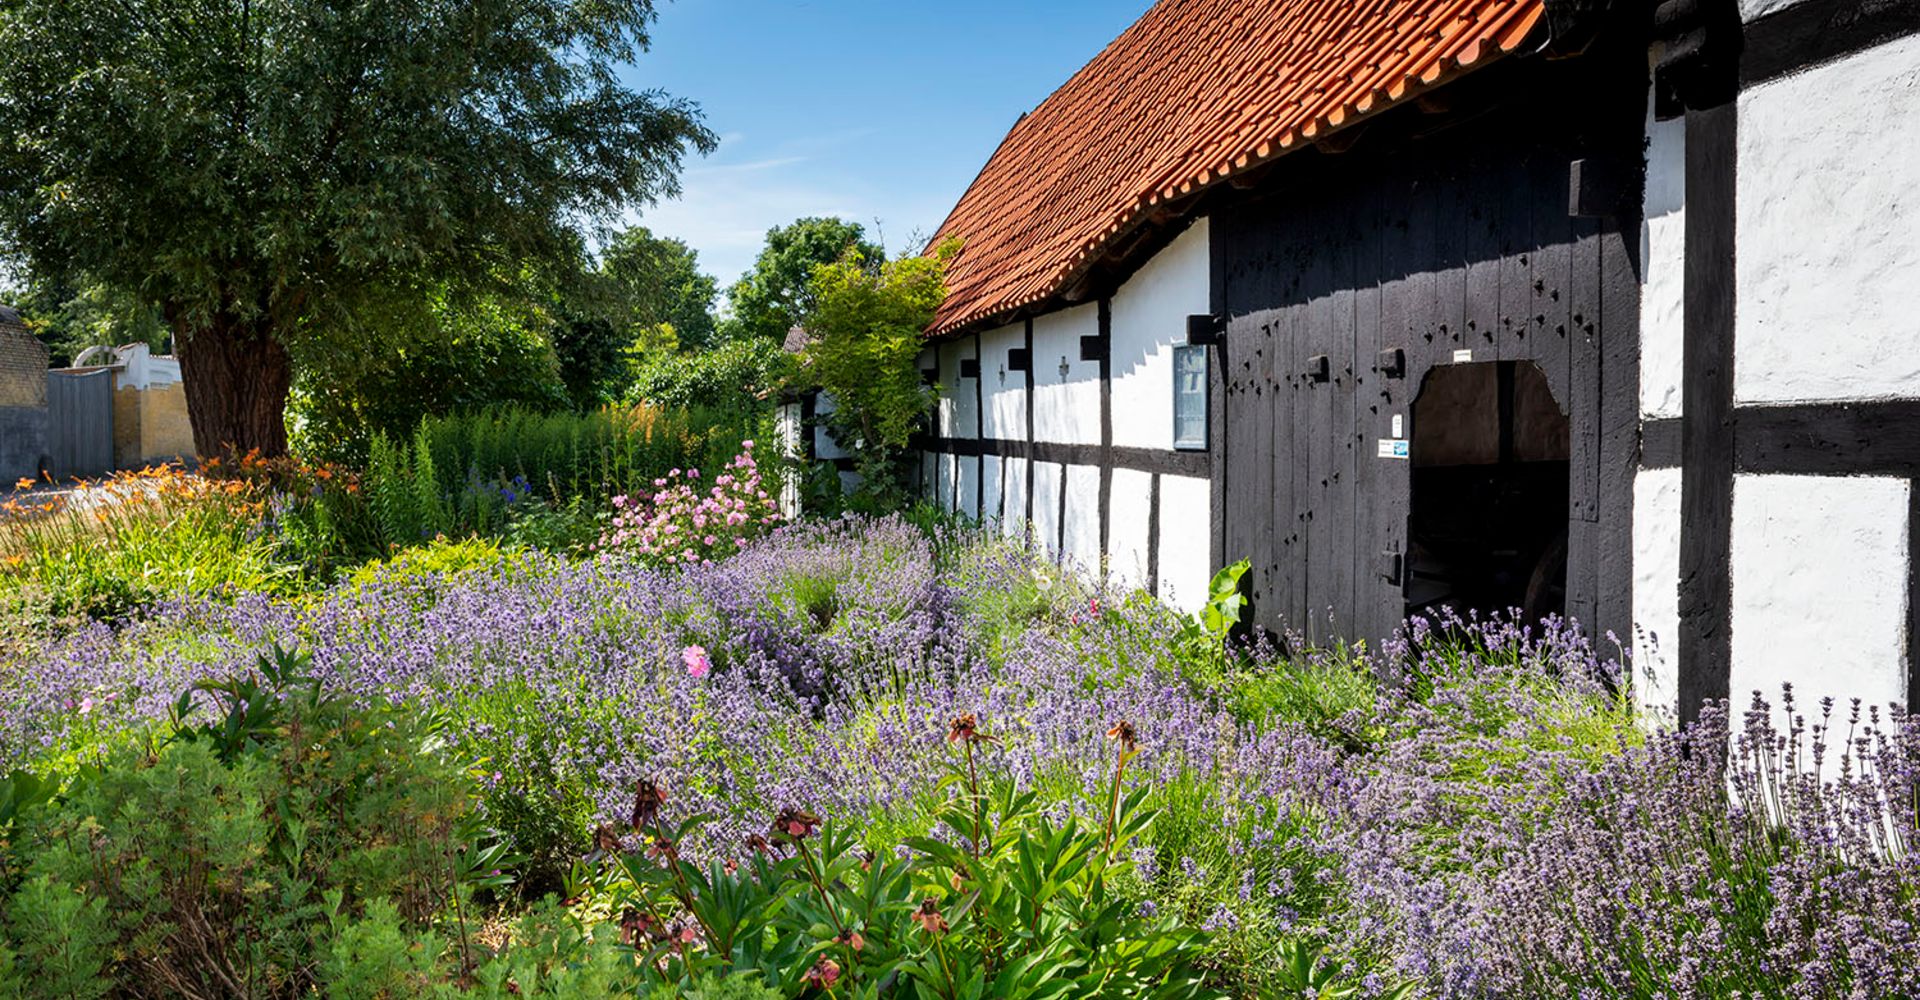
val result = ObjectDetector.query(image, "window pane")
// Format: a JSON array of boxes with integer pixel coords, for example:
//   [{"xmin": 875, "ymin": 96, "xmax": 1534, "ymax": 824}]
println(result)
[{"xmin": 1173, "ymin": 345, "xmax": 1207, "ymax": 450}]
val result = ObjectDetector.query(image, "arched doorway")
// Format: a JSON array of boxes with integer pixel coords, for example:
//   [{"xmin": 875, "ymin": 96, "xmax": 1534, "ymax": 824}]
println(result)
[{"xmin": 1404, "ymin": 360, "xmax": 1570, "ymax": 623}]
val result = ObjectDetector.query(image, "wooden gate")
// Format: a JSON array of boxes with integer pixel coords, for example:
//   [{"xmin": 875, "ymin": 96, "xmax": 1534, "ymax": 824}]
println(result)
[
  {"xmin": 1212, "ymin": 51, "xmax": 1644, "ymax": 647},
  {"xmin": 47, "ymin": 369, "xmax": 114, "ymax": 480}
]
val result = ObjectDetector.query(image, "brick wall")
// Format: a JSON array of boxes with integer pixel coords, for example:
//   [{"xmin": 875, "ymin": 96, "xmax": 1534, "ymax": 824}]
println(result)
[
  {"xmin": 0, "ymin": 321, "xmax": 48, "ymax": 409},
  {"xmin": 0, "ymin": 320, "xmax": 49, "ymax": 481}
]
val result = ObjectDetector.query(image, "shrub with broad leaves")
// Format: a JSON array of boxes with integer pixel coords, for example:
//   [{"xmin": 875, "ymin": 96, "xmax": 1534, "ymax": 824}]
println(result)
[{"xmin": 595, "ymin": 442, "xmax": 783, "ymax": 567}]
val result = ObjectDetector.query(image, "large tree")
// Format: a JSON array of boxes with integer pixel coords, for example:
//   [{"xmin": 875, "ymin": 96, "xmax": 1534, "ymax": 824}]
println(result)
[
  {"xmin": 0, "ymin": 0, "xmax": 715, "ymax": 458},
  {"xmin": 721, "ymin": 217, "xmax": 881, "ymax": 344},
  {"xmin": 550, "ymin": 226, "xmax": 716, "ymax": 407},
  {"xmin": 600, "ymin": 226, "xmax": 719, "ymax": 351}
]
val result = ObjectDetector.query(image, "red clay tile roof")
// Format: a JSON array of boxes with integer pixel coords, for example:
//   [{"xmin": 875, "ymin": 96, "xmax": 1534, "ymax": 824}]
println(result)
[{"xmin": 927, "ymin": 0, "xmax": 1547, "ymax": 336}]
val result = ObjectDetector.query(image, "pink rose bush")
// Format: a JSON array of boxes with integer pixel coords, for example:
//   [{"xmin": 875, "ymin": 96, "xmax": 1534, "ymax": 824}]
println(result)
[{"xmin": 595, "ymin": 441, "xmax": 783, "ymax": 566}]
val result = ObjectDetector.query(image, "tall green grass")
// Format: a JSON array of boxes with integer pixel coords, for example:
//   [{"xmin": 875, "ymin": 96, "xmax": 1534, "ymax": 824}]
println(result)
[{"xmin": 0, "ymin": 468, "xmax": 296, "ymax": 623}]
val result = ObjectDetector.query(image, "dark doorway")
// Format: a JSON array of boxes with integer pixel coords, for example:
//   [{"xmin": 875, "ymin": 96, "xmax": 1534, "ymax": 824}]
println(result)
[{"xmin": 1405, "ymin": 361, "xmax": 1569, "ymax": 623}]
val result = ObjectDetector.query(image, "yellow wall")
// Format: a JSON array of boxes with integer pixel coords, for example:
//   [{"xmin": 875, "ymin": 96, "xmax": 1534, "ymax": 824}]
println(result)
[
  {"xmin": 112, "ymin": 381, "xmax": 197, "ymax": 468},
  {"xmin": 140, "ymin": 382, "xmax": 195, "ymax": 463}
]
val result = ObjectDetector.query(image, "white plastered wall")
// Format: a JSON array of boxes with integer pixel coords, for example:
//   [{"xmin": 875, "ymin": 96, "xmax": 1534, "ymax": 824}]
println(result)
[
  {"xmin": 1031, "ymin": 304, "xmax": 1101, "ymax": 445},
  {"xmin": 1062, "ymin": 464, "xmax": 1102, "ymax": 572},
  {"xmin": 1031, "ymin": 461, "xmax": 1063, "ymax": 557},
  {"xmin": 1001, "ymin": 457, "xmax": 1030, "ymax": 540},
  {"xmin": 1631, "ymin": 468, "xmax": 1682, "ymax": 721},
  {"xmin": 813, "ymin": 392, "xmax": 850, "ymax": 461},
  {"xmin": 1740, "ymin": 0, "xmax": 1809, "ymax": 20},
  {"xmin": 1730, "ymin": 475, "xmax": 1910, "ymax": 713},
  {"xmin": 1157, "ymin": 474, "xmax": 1211, "ymax": 612},
  {"xmin": 1111, "ymin": 219, "xmax": 1211, "ymax": 450},
  {"xmin": 1640, "ymin": 80, "xmax": 1686, "ymax": 420},
  {"xmin": 1107, "ymin": 468, "xmax": 1153, "ymax": 591},
  {"xmin": 938, "ymin": 339, "xmax": 981, "ymax": 440},
  {"xmin": 979, "ymin": 322, "xmax": 1027, "ymax": 440},
  {"xmin": 1734, "ymin": 33, "xmax": 1920, "ymax": 404},
  {"xmin": 981, "ymin": 455, "xmax": 1003, "ymax": 525},
  {"xmin": 956, "ymin": 456, "xmax": 980, "ymax": 519},
  {"xmin": 1631, "ymin": 60, "xmax": 1686, "ymax": 722}
]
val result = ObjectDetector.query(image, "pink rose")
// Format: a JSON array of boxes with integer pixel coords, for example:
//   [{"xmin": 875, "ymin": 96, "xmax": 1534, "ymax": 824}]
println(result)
[{"xmin": 681, "ymin": 645, "xmax": 711, "ymax": 679}]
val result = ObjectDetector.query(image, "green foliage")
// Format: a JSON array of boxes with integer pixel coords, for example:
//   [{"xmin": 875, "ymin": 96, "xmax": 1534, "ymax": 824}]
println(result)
[
  {"xmin": 359, "ymin": 403, "xmax": 768, "ymax": 552},
  {"xmin": 627, "ymin": 337, "xmax": 791, "ymax": 416},
  {"xmin": 291, "ymin": 288, "xmax": 572, "ymax": 467},
  {"xmin": 600, "ymin": 226, "xmax": 722, "ymax": 354},
  {"xmin": 0, "ymin": 276, "xmax": 167, "ymax": 367},
  {"xmin": 1197, "ymin": 559, "xmax": 1250, "ymax": 639},
  {"xmin": 1272, "ymin": 940, "xmax": 1418, "ymax": 999},
  {"xmin": 347, "ymin": 536, "xmax": 527, "ymax": 594},
  {"xmin": 722, "ymin": 217, "xmax": 883, "ymax": 344},
  {"xmin": 0, "ymin": 0, "xmax": 716, "ymax": 453},
  {"xmin": 1220, "ymin": 645, "xmax": 1381, "ymax": 747},
  {"xmin": 597, "ymin": 736, "xmax": 1221, "ymax": 998},
  {"xmin": 551, "ymin": 227, "xmax": 721, "ymax": 409},
  {"xmin": 0, "ymin": 647, "xmax": 506, "ymax": 998},
  {"xmin": 798, "ymin": 240, "xmax": 957, "ymax": 509},
  {"xmin": 0, "ymin": 470, "xmax": 297, "ymax": 623}
]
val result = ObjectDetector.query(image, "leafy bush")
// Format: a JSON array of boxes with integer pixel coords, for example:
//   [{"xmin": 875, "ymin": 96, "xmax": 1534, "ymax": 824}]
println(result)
[
  {"xmin": 627, "ymin": 338, "xmax": 789, "ymax": 416},
  {"xmin": 593, "ymin": 719, "xmax": 1220, "ymax": 997},
  {"xmin": 289, "ymin": 288, "xmax": 572, "ymax": 467},
  {"xmin": 594, "ymin": 441, "xmax": 783, "ymax": 566},
  {"xmin": 795, "ymin": 241, "xmax": 955, "ymax": 508},
  {"xmin": 0, "ymin": 647, "xmax": 512, "ymax": 998}
]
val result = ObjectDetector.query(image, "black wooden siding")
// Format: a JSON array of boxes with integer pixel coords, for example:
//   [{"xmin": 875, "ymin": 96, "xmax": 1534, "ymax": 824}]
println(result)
[{"xmin": 1214, "ymin": 52, "xmax": 1645, "ymax": 646}]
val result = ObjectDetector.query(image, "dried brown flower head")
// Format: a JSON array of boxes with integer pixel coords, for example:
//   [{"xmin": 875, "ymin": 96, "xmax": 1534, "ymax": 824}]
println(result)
[
  {"xmin": 629, "ymin": 778, "xmax": 667, "ymax": 831},
  {"xmin": 836, "ymin": 928, "xmax": 866, "ymax": 952},
  {"xmin": 911, "ymin": 897, "xmax": 949, "ymax": 935},
  {"xmin": 1107, "ymin": 720, "xmax": 1138, "ymax": 753},
  {"xmin": 619, "ymin": 908, "xmax": 656, "ymax": 946},
  {"xmin": 803, "ymin": 956, "xmax": 842, "ymax": 988},
  {"xmin": 947, "ymin": 713, "xmax": 985, "ymax": 744},
  {"xmin": 591, "ymin": 823, "xmax": 626, "ymax": 855},
  {"xmin": 773, "ymin": 806, "xmax": 822, "ymax": 841}
]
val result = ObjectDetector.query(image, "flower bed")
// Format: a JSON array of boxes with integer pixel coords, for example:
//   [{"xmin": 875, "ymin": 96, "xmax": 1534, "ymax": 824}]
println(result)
[{"xmin": 4, "ymin": 516, "xmax": 1917, "ymax": 997}]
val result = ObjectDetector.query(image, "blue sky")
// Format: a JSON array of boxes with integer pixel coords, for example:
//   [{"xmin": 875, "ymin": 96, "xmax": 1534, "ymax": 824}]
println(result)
[{"xmin": 618, "ymin": 0, "xmax": 1153, "ymax": 289}]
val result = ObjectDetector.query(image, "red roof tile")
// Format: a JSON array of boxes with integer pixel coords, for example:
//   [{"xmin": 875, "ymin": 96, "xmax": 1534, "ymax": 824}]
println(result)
[{"xmin": 926, "ymin": 0, "xmax": 1546, "ymax": 335}]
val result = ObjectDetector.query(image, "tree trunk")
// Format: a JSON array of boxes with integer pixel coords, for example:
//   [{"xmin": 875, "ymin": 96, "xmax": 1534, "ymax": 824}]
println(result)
[{"xmin": 175, "ymin": 312, "xmax": 294, "ymax": 460}]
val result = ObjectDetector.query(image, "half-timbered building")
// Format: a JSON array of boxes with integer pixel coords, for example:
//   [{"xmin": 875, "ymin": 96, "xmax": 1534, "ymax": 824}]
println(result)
[{"xmin": 909, "ymin": 0, "xmax": 1920, "ymax": 721}]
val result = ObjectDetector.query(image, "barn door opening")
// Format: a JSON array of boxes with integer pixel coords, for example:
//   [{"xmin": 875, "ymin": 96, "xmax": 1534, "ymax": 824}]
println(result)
[{"xmin": 1404, "ymin": 361, "xmax": 1570, "ymax": 624}]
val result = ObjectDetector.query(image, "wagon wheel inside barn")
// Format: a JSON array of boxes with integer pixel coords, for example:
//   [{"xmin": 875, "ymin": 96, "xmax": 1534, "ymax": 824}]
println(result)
[{"xmin": 1523, "ymin": 530, "xmax": 1568, "ymax": 626}]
